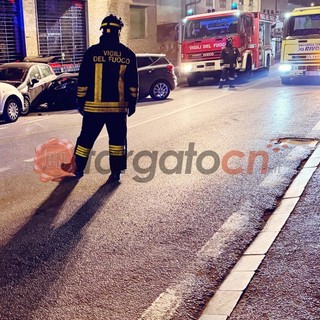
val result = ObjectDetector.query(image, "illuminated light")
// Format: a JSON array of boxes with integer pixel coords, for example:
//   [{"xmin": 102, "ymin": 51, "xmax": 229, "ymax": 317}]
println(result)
[
  {"xmin": 234, "ymin": 10, "xmax": 241, "ymax": 17},
  {"xmin": 231, "ymin": 3, "xmax": 238, "ymax": 10},
  {"xmin": 187, "ymin": 8, "xmax": 194, "ymax": 16},
  {"xmin": 279, "ymin": 64, "xmax": 292, "ymax": 72},
  {"xmin": 181, "ymin": 64, "xmax": 193, "ymax": 74},
  {"xmin": 284, "ymin": 12, "xmax": 291, "ymax": 19}
]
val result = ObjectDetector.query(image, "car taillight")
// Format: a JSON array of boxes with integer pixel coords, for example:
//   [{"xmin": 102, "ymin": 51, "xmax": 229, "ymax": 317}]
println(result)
[{"xmin": 166, "ymin": 64, "xmax": 174, "ymax": 72}]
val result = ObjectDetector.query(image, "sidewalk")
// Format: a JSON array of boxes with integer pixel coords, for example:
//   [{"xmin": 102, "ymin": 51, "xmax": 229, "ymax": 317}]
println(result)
[{"xmin": 199, "ymin": 146, "xmax": 320, "ymax": 320}]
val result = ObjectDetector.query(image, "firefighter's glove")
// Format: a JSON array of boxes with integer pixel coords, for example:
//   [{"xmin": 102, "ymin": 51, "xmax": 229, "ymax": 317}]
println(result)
[{"xmin": 128, "ymin": 105, "xmax": 136, "ymax": 117}]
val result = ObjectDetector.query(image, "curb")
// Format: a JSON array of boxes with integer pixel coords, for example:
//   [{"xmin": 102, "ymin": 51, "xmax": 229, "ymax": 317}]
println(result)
[{"xmin": 198, "ymin": 143, "xmax": 320, "ymax": 320}]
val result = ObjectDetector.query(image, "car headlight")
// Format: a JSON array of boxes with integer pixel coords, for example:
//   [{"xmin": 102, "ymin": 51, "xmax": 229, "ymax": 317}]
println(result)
[
  {"xmin": 279, "ymin": 64, "xmax": 292, "ymax": 73},
  {"xmin": 181, "ymin": 64, "xmax": 193, "ymax": 74}
]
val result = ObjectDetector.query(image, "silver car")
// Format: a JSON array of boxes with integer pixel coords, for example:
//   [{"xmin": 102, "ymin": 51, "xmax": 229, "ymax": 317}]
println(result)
[{"xmin": 0, "ymin": 62, "xmax": 56, "ymax": 122}]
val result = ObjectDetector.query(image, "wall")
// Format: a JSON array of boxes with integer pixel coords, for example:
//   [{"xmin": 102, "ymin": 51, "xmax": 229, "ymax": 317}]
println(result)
[
  {"xmin": 88, "ymin": 0, "xmax": 157, "ymax": 53},
  {"xmin": 23, "ymin": 0, "xmax": 158, "ymax": 57},
  {"xmin": 22, "ymin": 0, "xmax": 38, "ymax": 56}
]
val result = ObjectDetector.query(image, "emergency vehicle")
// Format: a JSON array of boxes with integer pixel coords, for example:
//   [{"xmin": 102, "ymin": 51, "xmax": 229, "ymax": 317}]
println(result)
[
  {"xmin": 179, "ymin": 9, "xmax": 274, "ymax": 86},
  {"xmin": 279, "ymin": 6, "xmax": 320, "ymax": 84}
]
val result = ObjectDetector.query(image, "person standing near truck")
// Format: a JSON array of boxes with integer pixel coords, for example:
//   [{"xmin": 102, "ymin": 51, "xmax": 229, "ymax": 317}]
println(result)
[{"xmin": 218, "ymin": 36, "xmax": 240, "ymax": 89}]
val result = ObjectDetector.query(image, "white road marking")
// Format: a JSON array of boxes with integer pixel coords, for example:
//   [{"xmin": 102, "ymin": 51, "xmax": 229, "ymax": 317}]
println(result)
[
  {"xmin": 139, "ymin": 210, "xmax": 251, "ymax": 320},
  {"xmin": 129, "ymin": 77, "xmax": 273, "ymax": 130},
  {"xmin": 130, "ymin": 93, "xmax": 233, "ymax": 129},
  {"xmin": 23, "ymin": 158, "xmax": 34, "ymax": 163},
  {"xmin": 22, "ymin": 116, "xmax": 50, "ymax": 124},
  {"xmin": 0, "ymin": 167, "xmax": 10, "ymax": 173},
  {"xmin": 312, "ymin": 119, "xmax": 320, "ymax": 131}
]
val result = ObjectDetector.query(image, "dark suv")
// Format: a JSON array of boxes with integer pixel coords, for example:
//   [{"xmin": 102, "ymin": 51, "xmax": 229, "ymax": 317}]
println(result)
[
  {"xmin": 136, "ymin": 53, "xmax": 177, "ymax": 100},
  {"xmin": 45, "ymin": 53, "xmax": 177, "ymax": 109}
]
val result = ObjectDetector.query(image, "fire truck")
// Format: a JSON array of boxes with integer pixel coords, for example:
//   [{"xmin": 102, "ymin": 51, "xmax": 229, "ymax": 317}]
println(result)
[{"xmin": 179, "ymin": 9, "xmax": 275, "ymax": 86}]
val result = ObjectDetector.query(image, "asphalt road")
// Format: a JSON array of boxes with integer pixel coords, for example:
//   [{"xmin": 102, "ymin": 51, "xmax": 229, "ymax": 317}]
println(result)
[{"xmin": 0, "ymin": 68, "xmax": 320, "ymax": 320}]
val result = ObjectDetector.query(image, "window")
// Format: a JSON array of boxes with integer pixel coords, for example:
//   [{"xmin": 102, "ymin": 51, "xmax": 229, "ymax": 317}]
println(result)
[
  {"xmin": 219, "ymin": 0, "xmax": 226, "ymax": 9},
  {"xmin": 29, "ymin": 66, "xmax": 41, "ymax": 80},
  {"xmin": 130, "ymin": 6, "xmax": 146, "ymax": 39},
  {"xmin": 137, "ymin": 57, "xmax": 152, "ymax": 68},
  {"xmin": 184, "ymin": 15, "xmax": 239, "ymax": 40},
  {"xmin": 287, "ymin": 14, "xmax": 320, "ymax": 36},
  {"xmin": 39, "ymin": 64, "xmax": 53, "ymax": 77}
]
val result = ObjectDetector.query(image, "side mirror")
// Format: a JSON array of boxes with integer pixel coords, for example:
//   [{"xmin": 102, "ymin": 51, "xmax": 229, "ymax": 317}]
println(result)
[{"xmin": 29, "ymin": 78, "xmax": 39, "ymax": 87}]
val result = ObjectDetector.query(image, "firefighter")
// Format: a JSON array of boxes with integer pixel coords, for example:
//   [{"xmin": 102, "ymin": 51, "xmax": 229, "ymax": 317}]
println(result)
[
  {"xmin": 73, "ymin": 14, "xmax": 138, "ymax": 183},
  {"xmin": 218, "ymin": 36, "xmax": 240, "ymax": 89}
]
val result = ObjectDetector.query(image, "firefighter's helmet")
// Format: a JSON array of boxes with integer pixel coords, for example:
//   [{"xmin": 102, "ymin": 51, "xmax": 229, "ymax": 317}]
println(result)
[
  {"xmin": 100, "ymin": 14, "xmax": 124, "ymax": 31},
  {"xmin": 226, "ymin": 36, "xmax": 233, "ymax": 44}
]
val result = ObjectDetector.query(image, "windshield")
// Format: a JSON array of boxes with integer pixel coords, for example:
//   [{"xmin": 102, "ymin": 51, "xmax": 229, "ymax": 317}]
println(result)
[
  {"xmin": 184, "ymin": 15, "xmax": 238, "ymax": 40},
  {"xmin": 285, "ymin": 14, "xmax": 320, "ymax": 37},
  {"xmin": 0, "ymin": 67, "xmax": 26, "ymax": 82}
]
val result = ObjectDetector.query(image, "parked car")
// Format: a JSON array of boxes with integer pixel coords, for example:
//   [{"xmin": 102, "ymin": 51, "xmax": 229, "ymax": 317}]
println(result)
[
  {"xmin": 23, "ymin": 56, "xmax": 79, "ymax": 74},
  {"xmin": 0, "ymin": 62, "xmax": 56, "ymax": 121},
  {"xmin": 45, "ymin": 53, "xmax": 177, "ymax": 109},
  {"xmin": 0, "ymin": 83, "xmax": 24, "ymax": 123},
  {"xmin": 136, "ymin": 53, "xmax": 177, "ymax": 100},
  {"xmin": 46, "ymin": 72, "xmax": 78, "ymax": 109}
]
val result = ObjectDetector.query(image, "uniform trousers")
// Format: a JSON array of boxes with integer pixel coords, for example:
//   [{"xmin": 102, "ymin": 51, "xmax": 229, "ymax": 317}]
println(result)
[
  {"xmin": 74, "ymin": 112, "xmax": 127, "ymax": 175},
  {"xmin": 219, "ymin": 66, "xmax": 236, "ymax": 85}
]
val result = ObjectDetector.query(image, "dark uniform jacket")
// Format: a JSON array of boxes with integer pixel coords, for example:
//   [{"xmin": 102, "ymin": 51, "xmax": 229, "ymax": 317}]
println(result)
[
  {"xmin": 221, "ymin": 46, "xmax": 240, "ymax": 68},
  {"xmin": 77, "ymin": 35, "xmax": 138, "ymax": 114}
]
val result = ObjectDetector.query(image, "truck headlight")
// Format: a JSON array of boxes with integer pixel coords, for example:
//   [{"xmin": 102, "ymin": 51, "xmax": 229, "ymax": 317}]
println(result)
[
  {"xmin": 181, "ymin": 64, "xmax": 193, "ymax": 74},
  {"xmin": 279, "ymin": 64, "xmax": 292, "ymax": 73}
]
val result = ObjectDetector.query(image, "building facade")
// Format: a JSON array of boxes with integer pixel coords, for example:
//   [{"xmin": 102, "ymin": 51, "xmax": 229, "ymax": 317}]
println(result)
[{"xmin": 0, "ymin": 0, "xmax": 157, "ymax": 69}]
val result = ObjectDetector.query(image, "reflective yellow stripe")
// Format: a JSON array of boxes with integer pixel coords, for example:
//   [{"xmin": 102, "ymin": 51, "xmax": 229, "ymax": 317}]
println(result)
[
  {"xmin": 129, "ymin": 87, "xmax": 138, "ymax": 92},
  {"xmin": 95, "ymin": 63, "xmax": 103, "ymax": 102},
  {"xmin": 130, "ymin": 93, "xmax": 137, "ymax": 98},
  {"xmin": 75, "ymin": 145, "xmax": 91, "ymax": 158},
  {"xmin": 109, "ymin": 145, "xmax": 125, "ymax": 150},
  {"xmin": 118, "ymin": 65, "xmax": 126, "ymax": 104},
  {"xmin": 84, "ymin": 107, "xmax": 128, "ymax": 113},
  {"xmin": 109, "ymin": 22, "xmax": 121, "ymax": 27},
  {"xmin": 109, "ymin": 145, "xmax": 125, "ymax": 156},
  {"xmin": 75, "ymin": 150, "xmax": 87, "ymax": 157},
  {"xmin": 110, "ymin": 151, "xmax": 125, "ymax": 156},
  {"xmin": 101, "ymin": 22, "xmax": 121, "ymax": 28},
  {"xmin": 85, "ymin": 101, "xmax": 128, "ymax": 107},
  {"xmin": 77, "ymin": 86, "xmax": 88, "ymax": 98}
]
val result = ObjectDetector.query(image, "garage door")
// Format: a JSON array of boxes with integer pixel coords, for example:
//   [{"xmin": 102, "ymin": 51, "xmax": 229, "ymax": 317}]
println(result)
[
  {"xmin": 37, "ymin": 0, "xmax": 87, "ymax": 73},
  {"xmin": 0, "ymin": 0, "xmax": 25, "ymax": 64}
]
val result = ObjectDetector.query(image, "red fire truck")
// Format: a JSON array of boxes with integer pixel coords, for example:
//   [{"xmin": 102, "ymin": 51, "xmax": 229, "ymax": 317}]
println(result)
[{"xmin": 179, "ymin": 9, "xmax": 275, "ymax": 86}]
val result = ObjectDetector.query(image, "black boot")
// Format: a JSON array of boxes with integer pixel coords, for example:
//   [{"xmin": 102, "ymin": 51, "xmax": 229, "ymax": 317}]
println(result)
[{"xmin": 107, "ymin": 171, "xmax": 121, "ymax": 184}]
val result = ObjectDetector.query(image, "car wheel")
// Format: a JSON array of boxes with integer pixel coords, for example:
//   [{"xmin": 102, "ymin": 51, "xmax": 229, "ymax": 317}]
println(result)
[
  {"xmin": 150, "ymin": 80, "xmax": 170, "ymax": 100},
  {"xmin": 20, "ymin": 96, "xmax": 30, "ymax": 116},
  {"xmin": 2, "ymin": 97, "xmax": 20, "ymax": 123}
]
